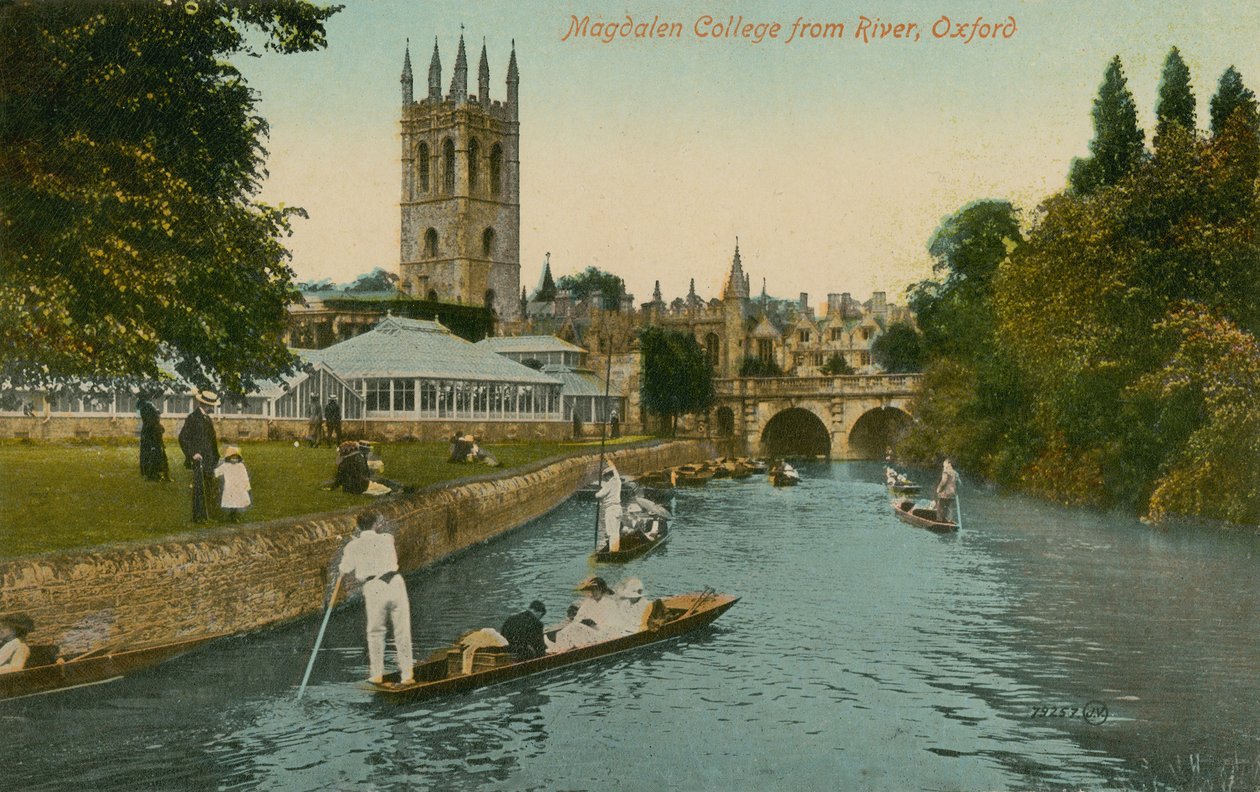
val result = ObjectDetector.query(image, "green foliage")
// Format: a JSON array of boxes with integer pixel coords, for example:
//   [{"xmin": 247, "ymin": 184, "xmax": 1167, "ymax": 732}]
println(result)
[
  {"xmin": 0, "ymin": 0, "xmax": 340, "ymax": 392},
  {"xmin": 639, "ymin": 327, "xmax": 715, "ymax": 434},
  {"xmin": 346, "ymin": 268, "xmax": 400, "ymax": 292},
  {"xmin": 556, "ymin": 266, "xmax": 624, "ymax": 310},
  {"xmin": 1155, "ymin": 47, "xmax": 1196, "ymax": 139},
  {"xmin": 819, "ymin": 352, "xmax": 854, "ymax": 376},
  {"xmin": 870, "ymin": 323, "xmax": 923, "ymax": 373},
  {"xmin": 1069, "ymin": 56, "xmax": 1146, "ymax": 195},
  {"xmin": 738, "ymin": 355, "xmax": 783, "ymax": 377},
  {"xmin": 1209, "ymin": 66, "xmax": 1257, "ymax": 138}
]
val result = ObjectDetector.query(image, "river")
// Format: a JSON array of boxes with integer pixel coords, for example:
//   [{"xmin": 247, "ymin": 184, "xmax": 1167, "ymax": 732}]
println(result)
[{"xmin": 5, "ymin": 461, "xmax": 1259, "ymax": 791}]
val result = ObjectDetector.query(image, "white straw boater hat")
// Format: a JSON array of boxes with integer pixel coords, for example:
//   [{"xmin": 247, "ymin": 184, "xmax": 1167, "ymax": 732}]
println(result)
[{"xmin": 192, "ymin": 388, "xmax": 221, "ymax": 407}]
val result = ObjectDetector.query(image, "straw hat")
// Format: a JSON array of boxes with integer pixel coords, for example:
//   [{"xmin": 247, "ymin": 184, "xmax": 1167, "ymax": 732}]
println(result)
[
  {"xmin": 576, "ymin": 576, "xmax": 612, "ymax": 594},
  {"xmin": 192, "ymin": 389, "xmax": 221, "ymax": 407},
  {"xmin": 223, "ymin": 445, "xmax": 242, "ymax": 460}
]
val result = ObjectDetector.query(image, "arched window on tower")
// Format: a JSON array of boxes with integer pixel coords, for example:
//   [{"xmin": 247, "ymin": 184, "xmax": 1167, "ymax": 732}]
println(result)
[
  {"xmin": 468, "ymin": 138, "xmax": 480, "ymax": 193},
  {"xmin": 482, "ymin": 227, "xmax": 495, "ymax": 258},
  {"xmin": 490, "ymin": 144, "xmax": 503, "ymax": 197},
  {"xmin": 424, "ymin": 228, "xmax": 438, "ymax": 258},
  {"xmin": 704, "ymin": 332, "xmax": 720, "ymax": 369},
  {"xmin": 417, "ymin": 142, "xmax": 430, "ymax": 193},
  {"xmin": 442, "ymin": 138, "xmax": 455, "ymax": 193}
]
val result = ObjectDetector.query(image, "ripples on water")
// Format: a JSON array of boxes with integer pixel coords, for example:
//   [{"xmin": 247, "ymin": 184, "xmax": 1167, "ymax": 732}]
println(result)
[{"xmin": 6, "ymin": 460, "xmax": 1260, "ymax": 791}]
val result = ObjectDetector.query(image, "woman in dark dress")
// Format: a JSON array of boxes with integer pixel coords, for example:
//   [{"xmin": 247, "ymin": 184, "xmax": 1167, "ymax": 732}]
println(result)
[{"xmin": 138, "ymin": 399, "xmax": 170, "ymax": 481}]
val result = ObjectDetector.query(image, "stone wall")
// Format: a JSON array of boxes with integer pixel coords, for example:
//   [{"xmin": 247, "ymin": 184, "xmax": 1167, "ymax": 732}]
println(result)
[
  {"xmin": 0, "ymin": 415, "xmax": 572, "ymax": 444},
  {"xmin": 0, "ymin": 439, "xmax": 712, "ymax": 656}
]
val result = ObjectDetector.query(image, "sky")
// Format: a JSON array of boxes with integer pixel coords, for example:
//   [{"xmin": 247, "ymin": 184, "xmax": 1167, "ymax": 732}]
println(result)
[{"xmin": 239, "ymin": 0, "xmax": 1260, "ymax": 307}]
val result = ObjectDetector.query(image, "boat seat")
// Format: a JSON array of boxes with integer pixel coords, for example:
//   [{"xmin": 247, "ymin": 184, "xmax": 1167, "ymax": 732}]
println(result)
[{"xmin": 445, "ymin": 645, "xmax": 512, "ymax": 676}]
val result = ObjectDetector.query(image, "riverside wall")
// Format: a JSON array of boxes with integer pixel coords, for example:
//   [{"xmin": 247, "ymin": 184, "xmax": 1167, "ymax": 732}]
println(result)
[{"xmin": 0, "ymin": 439, "xmax": 713, "ymax": 656}]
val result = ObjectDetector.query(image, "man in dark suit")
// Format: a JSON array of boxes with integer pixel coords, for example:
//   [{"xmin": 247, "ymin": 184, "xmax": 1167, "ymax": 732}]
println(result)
[
  {"xmin": 499, "ymin": 600, "xmax": 547, "ymax": 660},
  {"xmin": 179, "ymin": 389, "xmax": 220, "ymax": 522},
  {"xmin": 323, "ymin": 395, "xmax": 342, "ymax": 446}
]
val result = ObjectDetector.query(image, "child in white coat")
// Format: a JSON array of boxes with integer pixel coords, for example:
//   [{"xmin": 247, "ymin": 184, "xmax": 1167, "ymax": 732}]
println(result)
[{"xmin": 215, "ymin": 445, "xmax": 252, "ymax": 522}]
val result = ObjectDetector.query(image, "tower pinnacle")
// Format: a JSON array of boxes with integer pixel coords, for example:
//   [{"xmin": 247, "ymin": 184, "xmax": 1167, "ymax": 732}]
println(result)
[
  {"xmin": 449, "ymin": 31, "xmax": 468, "ymax": 102},
  {"xmin": 478, "ymin": 39, "xmax": 490, "ymax": 106},
  {"xmin": 401, "ymin": 39, "xmax": 413, "ymax": 105},
  {"xmin": 427, "ymin": 37, "xmax": 442, "ymax": 101}
]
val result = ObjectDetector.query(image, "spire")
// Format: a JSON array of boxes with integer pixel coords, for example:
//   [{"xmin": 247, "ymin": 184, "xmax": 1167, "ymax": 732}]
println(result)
[
  {"xmin": 401, "ymin": 39, "xmax": 413, "ymax": 105},
  {"xmin": 652, "ymin": 280, "xmax": 662, "ymax": 302},
  {"xmin": 506, "ymin": 39, "xmax": 519, "ymax": 117},
  {"xmin": 449, "ymin": 29, "xmax": 468, "ymax": 102},
  {"xmin": 723, "ymin": 237, "xmax": 749, "ymax": 300},
  {"xmin": 478, "ymin": 39, "xmax": 490, "ymax": 106},
  {"xmin": 427, "ymin": 37, "xmax": 442, "ymax": 101},
  {"xmin": 688, "ymin": 278, "xmax": 696, "ymax": 297}
]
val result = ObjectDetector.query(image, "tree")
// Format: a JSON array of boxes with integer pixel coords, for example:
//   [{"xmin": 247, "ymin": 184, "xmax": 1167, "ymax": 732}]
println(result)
[
  {"xmin": 1069, "ymin": 56, "xmax": 1146, "ymax": 194},
  {"xmin": 556, "ymin": 267, "xmax": 624, "ymax": 310},
  {"xmin": 738, "ymin": 355, "xmax": 783, "ymax": 377},
  {"xmin": 819, "ymin": 353, "xmax": 854, "ymax": 376},
  {"xmin": 640, "ymin": 327, "xmax": 715, "ymax": 434},
  {"xmin": 871, "ymin": 323, "xmax": 923, "ymax": 373},
  {"xmin": 1155, "ymin": 47, "xmax": 1196, "ymax": 139},
  {"xmin": 1209, "ymin": 66, "xmax": 1257, "ymax": 137},
  {"xmin": 0, "ymin": 0, "xmax": 341, "ymax": 392},
  {"xmin": 346, "ymin": 267, "xmax": 400, "ymax": 292}
]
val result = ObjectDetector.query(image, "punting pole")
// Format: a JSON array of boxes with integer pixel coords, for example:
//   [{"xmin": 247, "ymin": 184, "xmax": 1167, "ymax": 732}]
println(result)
[
  {"xmin": 297, "ymin": 573, "xmax": 343, "ymax": 700},
  {"xmin": 592, "ymin": 340, "xmax": 614, "ymax": 551}
]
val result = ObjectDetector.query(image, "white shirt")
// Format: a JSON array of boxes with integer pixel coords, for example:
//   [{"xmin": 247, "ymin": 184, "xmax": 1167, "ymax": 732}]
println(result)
[
  {"xmin": 0, "ymin": 637, "xmax": 30, "ymax": 673},
  {"xmin": 339, "ymin": 529, "xmax": 399, "ymax": 581},
  {"xmin": 595, "ymin": 466, "xmax": 622, "ymax": 510},
  {"xmin": 215, "ymin": 460, "xmax": 252, "ymax": 509}
]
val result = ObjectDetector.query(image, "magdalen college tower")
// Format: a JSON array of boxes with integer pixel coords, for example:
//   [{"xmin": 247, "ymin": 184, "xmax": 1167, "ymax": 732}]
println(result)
[{"xmin": 399, "ymin": 33, "xmax": 521, "ymax": 320}]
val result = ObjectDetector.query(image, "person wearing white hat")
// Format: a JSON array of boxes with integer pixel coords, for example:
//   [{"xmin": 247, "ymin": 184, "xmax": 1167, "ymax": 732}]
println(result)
[
  {"xmin": 179, "ymin": 389, "xmax": 221, "ymax": 522},
  {"xmin": 214, "ymin": 445, "xmax": 252, "ymax": 522},
  {"xmin": 607, "ymin": 578, "xmax": 653, "ymax": 637},
  {"xmin": 594, "ymin": 462, "xmax": 623, "ymax": 552},
  {"xmin": 547, "ymin": 576, "xmax": 617, "ymax": 653}
]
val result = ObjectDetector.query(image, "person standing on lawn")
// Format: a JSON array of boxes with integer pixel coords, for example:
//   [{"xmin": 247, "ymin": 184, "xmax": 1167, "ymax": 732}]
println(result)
[
  {"xmin": 214, "ymin": 445, "xmax": 252, "ymax": 523},
  {"xmin": 306, "ymin": 394, "xmax": 324, "ymax": 448},
  {"xmin": 324, "ymin": 395, "xmax": 342, "ymax": 446},
  {"xmin": 137, "ymin": 398, "xmax": 170, "ymax": 482},
  {"xmin": 179, "ymin": 389, "xmax": 220, "ymax": 523}
]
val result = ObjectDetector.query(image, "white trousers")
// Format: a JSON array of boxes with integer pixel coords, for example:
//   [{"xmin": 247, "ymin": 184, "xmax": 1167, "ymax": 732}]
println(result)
[
  {"xmin": 363, "ymin": 576, "xmax": 414, "ymax": 681},
  {"xmin": 603, "ymin": 504, "xmax": 623, "ymax": 551}
]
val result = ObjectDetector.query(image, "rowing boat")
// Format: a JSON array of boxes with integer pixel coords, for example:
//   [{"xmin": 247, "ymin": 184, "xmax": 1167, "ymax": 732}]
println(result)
[
  {"xmin": 591, "ymin": 526, "xmax": 670, "ymax": 563},
  {"xmin": 0, "ymin": 633, "xmax": 223, "ymax": 701},
  {"xmin": 892, "ymin": 499, "xmax": 958, "ymax": 533},
  {"xmin": 364, "ymin": 590, "xmax": 738, "ymax": 702}
]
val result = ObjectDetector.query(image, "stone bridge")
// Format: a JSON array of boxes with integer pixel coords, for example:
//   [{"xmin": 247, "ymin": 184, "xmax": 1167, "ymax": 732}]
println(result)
[{"xmin": 712, "ymin": 374, "xmax": 922, "ymax": 460}]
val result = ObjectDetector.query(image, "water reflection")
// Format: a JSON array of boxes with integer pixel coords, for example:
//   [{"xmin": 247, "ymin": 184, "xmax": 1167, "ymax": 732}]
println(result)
[{"xmin": 5, "ymin": 461, "xmax": 1260, "ymax": 791}]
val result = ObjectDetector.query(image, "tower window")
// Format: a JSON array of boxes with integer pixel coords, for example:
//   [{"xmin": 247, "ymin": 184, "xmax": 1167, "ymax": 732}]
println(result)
[
  {"xmin": 484, "ymin": 289, "xmax": 496, "ymax": 310},
  {"xmin": 704, "ymin": 332, "xmax": 720, "ymax": 368},
  {"xmin": 490, "ymin": 144, "xmax": 503, "ymax": 197},
  {"xmin": 424, "ymin": 228, "xmax": 438, "ymax": 258},
  {"xmin": 468, "ymin": 138, "xmax": 480, "ymax": 193},
  {"xmin": 482, "ymin": 227, "xmax": 495, "ymax": 257},
  {"xmin": 418, "ymin": 141, "xmax": 430, "ymax": 193},
  {"xmin": 443, "ymin": 137, "xmax": 455, "ymax": 193},
  {"xmin": 427, "ymin": 289, "xmax": 438, "ymax": 302}
]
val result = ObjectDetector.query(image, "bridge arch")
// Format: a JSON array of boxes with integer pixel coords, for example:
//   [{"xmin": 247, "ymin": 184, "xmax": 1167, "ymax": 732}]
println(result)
[
  {"xmin": 760, "ymin": 407, "xmax": 830, "ymax": 458},
  {"xmin": 847, "ymin": 405, "xmax": 913, "ymax": 459}
]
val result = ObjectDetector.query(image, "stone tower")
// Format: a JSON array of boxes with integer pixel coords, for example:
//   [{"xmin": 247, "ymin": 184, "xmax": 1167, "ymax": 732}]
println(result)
[{"xmin": 399, "ymin": 34, "xmax": 521, "ymax": 320}]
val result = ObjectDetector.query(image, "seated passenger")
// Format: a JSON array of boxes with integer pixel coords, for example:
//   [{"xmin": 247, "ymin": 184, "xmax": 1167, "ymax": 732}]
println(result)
[
  {"xmin": 0, "ymin": 614, "xmax": 34, "ymax": 674},
  {"xmin": 547, "ymin": 577, "xmax": 617, "ymax": 653},
  {"xmin": 499, "ymin": 600, "xmax": 548, "ymax": 661},
  {"xmin": 607, "ymin": 578, "xmax": 652, "ymax": 637},
  {"xmin": 324, "ymin": 441, "xmax": 392, "ymax": 496}
]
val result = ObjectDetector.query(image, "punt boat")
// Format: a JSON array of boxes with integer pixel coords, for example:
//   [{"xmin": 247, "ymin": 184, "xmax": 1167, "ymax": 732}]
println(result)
[
  {"xmin": 892, "ymin": 499, "xmax": 958, "ymax": 533},
  {"xmin": 364, "ymin": 590, "xmax": 738, "ymax": 702},
  {"xmin": 0, "ymin": 633, "xmax": 223, "ymax": 701},
  {"xmin": 591, "ymin": 525, "xmax": 670, "ymax": 563}
]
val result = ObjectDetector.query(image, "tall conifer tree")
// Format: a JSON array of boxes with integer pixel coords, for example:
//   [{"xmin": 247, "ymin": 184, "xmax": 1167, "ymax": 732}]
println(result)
[
  {"xmin": 1209, "ymin": 66, "xmax": 1258, "ymax": 137},
  {"xmin": 1155, "ymin": 47, "xmax": 1196, "ymax": 138},
  {"xmin": 1069, "ymin": 56, "xmax": 1146, "ymax": 194}
]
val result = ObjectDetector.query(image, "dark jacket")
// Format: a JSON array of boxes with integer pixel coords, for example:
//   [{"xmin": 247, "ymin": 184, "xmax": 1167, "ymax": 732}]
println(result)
[
  {"xmin": 332, "ymin": 449, "xmax": 370, "ymax": 494},
  {"xmin": 500, "ymin": 609, "xmax": 547, "ymax": 660},
  {"xmin": 178, "ymin": 408, "xmax": 218, "ymax": 470},
  {"xmin": 324, "ymin": 399, "xmax": 342, "ymax": 427},
  {"xmin": 138, "ymin": 401, "xmax": 169, "ymax": 480}
]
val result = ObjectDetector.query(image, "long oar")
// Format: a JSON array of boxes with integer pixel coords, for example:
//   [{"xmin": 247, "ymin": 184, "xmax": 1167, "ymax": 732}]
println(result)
[
  {"xmin": 592, "ymin": 342, "xmax": 614, "ymax": 552},
  {"xmin": 297, "ymin": 573, "xmax": 343, "ymax": 700},
  {"xmin": 953, "ymin": 474, "xmax": 965, "ymax": 531}
]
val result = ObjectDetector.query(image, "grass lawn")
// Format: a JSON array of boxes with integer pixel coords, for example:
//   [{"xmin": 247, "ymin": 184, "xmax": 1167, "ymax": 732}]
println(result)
[{"xmin": 0, "ymin": 436, "xmax": 652, "ymax": 558}]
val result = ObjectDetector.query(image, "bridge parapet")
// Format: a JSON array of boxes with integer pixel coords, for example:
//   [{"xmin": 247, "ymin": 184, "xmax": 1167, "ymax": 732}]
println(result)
[{"xmin": 714, "ymin": 374, "xmax": 922, "ymax": 399}]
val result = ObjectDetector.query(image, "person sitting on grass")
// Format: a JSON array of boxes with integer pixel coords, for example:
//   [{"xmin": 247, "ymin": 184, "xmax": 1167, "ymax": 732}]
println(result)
[
  {"xmin": 0, "ymin": 614, "xmax": 34, "ymax": 674},
  {"xmin": 324, "ymin": 441, "xmax": 404, "ymax": 496}
]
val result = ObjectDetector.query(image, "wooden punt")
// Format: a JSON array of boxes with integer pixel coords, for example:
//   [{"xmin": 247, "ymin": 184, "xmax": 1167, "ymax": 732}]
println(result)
[
  {"xmin": 888, "ymin": 482, "xmax": 921, "ymax": 496},
  {"xmin": 671, "ymin": 464, "xmax": 716, "ymax": 486},
  {"xmin": 892, "ymin": 499, "xmax": 958, "ymax": 533},
  {"xmin": 590, "ymin": 527, "xmax": 670, "ymax": 564},
  {"xmin": 769, "ymin": 464, "xmax": 800, "ymax": 487},
  {"xmin": 0, "ymin": 633, "xmax": 224, "ymax": 702},
  {"xmin": 364, "ymin": 591, "xmax": 739, "ymax": 702}
]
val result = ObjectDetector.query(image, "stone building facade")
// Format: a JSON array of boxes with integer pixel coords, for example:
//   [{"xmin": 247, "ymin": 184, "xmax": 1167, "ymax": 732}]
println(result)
[{"xmin": 398, "ymin": 34, "xmax": 521, "ymax": 321}]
